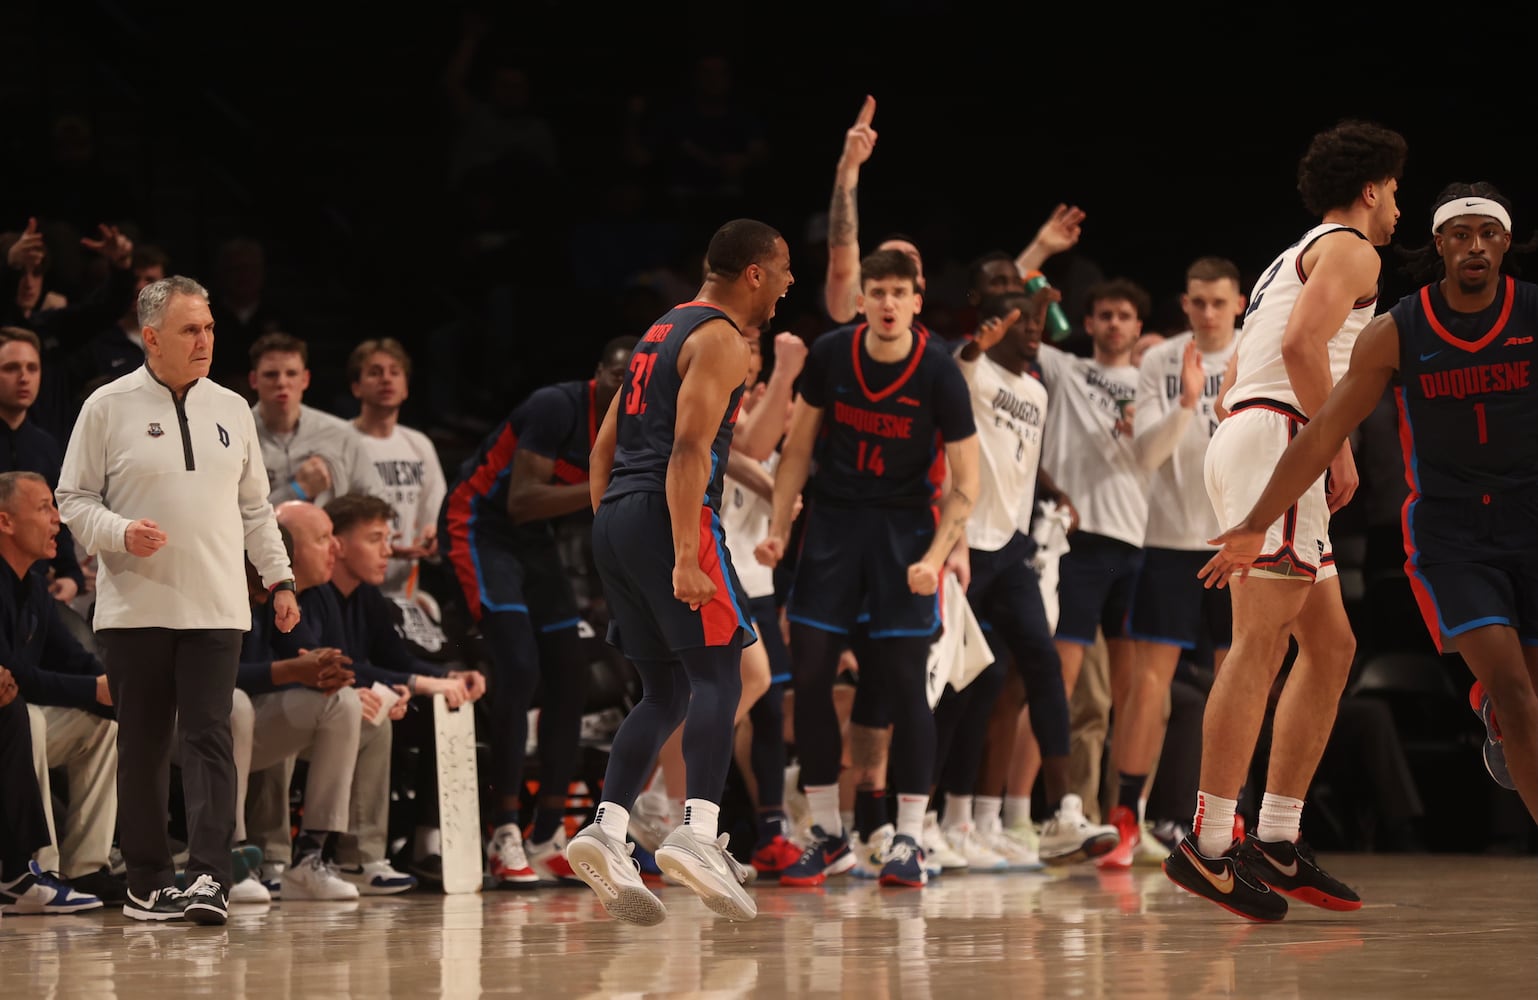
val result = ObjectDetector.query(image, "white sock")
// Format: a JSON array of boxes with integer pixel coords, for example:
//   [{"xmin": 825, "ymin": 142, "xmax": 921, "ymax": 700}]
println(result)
[
  {"xmin": 1256, "ymin": 793, "xmax": 1304, "ymax": 844},
  {"xmin": 805, "ymin": 784, "xmax": 842, "ymax": 836},
  {"xmin": 671, "ymin": 798, "xmax": 686, "ymax": 826},
  {"xmin": 594, "ymin": 802, "xmax": 630, "ymax": 843},
  {"xmin": 944, "ymin": 794, "xmax": 973, "ymax": 831},
  {"xmin": 840, "ymin": 809, "xmax": 856, "ymax": 837},
  {"xmin": 1137, "ymin": 796, "xmax": 1148, "ymax": 826},
  {"xmin": 896, "ymin": 794, "xmax": 927, "ymax": 840},
  {"xmin": 1004, "ymin": 795, "xmax": 1032, "ymax": 829},
  {"xmin": 1193, "ymin": 791, "xmax": 1238, "ymax": 857},
  {"xmin": 683, "ymin": 799, "xmax": 719, "ymax": 841},
  {"xmin": 975, "ymin": 795, "xmax": 1003, "ymax": 832}
]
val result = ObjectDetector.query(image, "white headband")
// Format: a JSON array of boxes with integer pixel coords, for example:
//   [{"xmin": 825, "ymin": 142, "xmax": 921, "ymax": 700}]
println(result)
[{"xmin": 1432, "ymin": 197, "xmax": 1511, "ymax": 235}]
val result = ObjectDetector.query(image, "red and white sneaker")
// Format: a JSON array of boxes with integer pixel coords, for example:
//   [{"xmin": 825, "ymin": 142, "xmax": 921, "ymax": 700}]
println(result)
[
  {"xmin": 487, "ymin": 824, "xmax": 539, "ymax": 885},
  {"xmin": 528, "ymin": 829, "xmax": 583, "ymax": 884},
  {"xmin": 751, "ymin": 835, "xmax": 803, "ymax": 877}
]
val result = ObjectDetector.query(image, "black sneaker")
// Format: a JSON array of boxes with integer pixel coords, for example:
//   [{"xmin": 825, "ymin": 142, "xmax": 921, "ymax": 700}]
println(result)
[
  {"xmin": 123, "ymin": 885, "xmax": 185, "ymax": 922},
  {"xmin": 1239, "ymin": 837, "xmax": 1362, "ymax": 911},
  {"xmin": 409, "ymin": 854, "xmax": 444, "ymax": 884},
  {"xmin": 181, "ymin": 874, "xmax": 229, "ymax": 925},
  {"xmin": 69, "ymin": 866, "xmax": 128, "ymax": 904},
  {"xmin": 1162, "ymin": 834, "xmax": 1287, "ymax": 922}
]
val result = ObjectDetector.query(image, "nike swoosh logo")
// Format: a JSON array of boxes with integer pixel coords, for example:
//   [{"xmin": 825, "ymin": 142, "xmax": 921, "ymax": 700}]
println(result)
[
  {"xmin": 1181, "ymin": 842, "xmax": 1234, "ymax": 894},
  {"xmin": 1419, "ymin": 351, "xmax": 1444, "ymax": 362},
  {"xmin": 822, "ymin": 849, "xmax": 843, "ymax": 865},
  {"xmin": 1465, "ymin": 200, "xmax": 1481, "ymax": 207},
  {"xmin": 1258, "ymin": 847, "xmax": 1299, "ymax": 877}
]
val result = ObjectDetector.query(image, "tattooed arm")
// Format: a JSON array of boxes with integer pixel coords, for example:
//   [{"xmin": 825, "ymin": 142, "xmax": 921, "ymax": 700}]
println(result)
[{"xmin": 825, "ymin": 95, "xmax": 876, "ymax": 324}]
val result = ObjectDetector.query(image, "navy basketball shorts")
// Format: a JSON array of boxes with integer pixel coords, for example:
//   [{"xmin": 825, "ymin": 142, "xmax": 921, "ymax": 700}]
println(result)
[
  {"xmin": 1404, "ymin": 492, "xmax": 1538, "ymax": 654},
  {"xmin": 786, "ymin": 503, "xmax": 940, "ymax": 638},
  {"xmin": 1054, "ymin": 530, "xmax": 1144, "ymax": 645},
  {"xmin": 443, "ymin": 522, "xmax": 580, "ymax": 631},
  {"xmin": 1126, "ymin": 547, "xmax": 1233, "ymax": 650},
  {"xmin": 591, "ymin": 491, "xmax": 756, "ymax": 659},
  {"xmin": 969, "ymin": 532, "xmax": 1051, "ymax": 639}
]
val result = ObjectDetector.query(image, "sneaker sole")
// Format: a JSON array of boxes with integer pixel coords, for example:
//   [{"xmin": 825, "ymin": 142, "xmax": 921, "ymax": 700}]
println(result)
[
  {"xmin": 123, "ymin": 906, "xmax": 183, "ymax": 922},
  {"xmin": 4, "ymin": 899, "xmax": 105, "ymax": 915},
  {"xmin": 281, "ymin": 884, "xmax": 361, "ymax": 901},
  {"xmin": 564, "ymin": 839, "xmax": 667, "ymax": 927},
  {"xmin": 1269, "ymin": 883, "xmax": 1363, "ymax": 912},
  {"xmin": 352, "ymin": 882, "xmax": 416, "ymax": 895},
  {"xmin": 654, "ymin": 846, "xmax": 757, "ymax": 922},
  {"xmin": 1161, "ymin": 860, "xmax": 1287, "ymax": 923},
  {"xmin": 877, "ymin": 872, "xmax": 927, "ymax": 888},
  {"xmin": 183, "ymin": 903, "xmax": 228, "ymax": 926},
  {"xmin": 1042, "ymin": 831, "xmax": 1120, "ymax": 866}
]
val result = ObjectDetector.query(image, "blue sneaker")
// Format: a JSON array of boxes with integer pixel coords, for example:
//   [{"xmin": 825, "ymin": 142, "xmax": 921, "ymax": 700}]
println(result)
[
  {"xmin": 779, "ymin": 825, "xmax": 855, "ymax": 886},
  {"xmin": 877, "ymin": 834, "xmax": 928, "ymax": 888},
  {"xmin": 1, "ymin": 860, "xmax": 104, "ymax": 914},
  {"xmin": 1471, "ymin": 681, "xmax": 1515, "ymax": 790},
  {"xmin": 338, "ymin": 860, "xmax": 418, "ymax": 895}
]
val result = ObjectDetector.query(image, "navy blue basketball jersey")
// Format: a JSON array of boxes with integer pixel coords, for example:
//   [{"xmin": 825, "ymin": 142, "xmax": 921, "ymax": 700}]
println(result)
[
  {"xmin": 604, "ymin": 302, "xmax": 746, "ymax": 512},
  {"xmin": 1390, "ymin": 276, "xmax": 1538, "ymax": 498},
  {"xmin": 442, "ymin": 379, "xmax": 598, "ymax": 548},
  {"xmin": 800, "ymin": 323, "xmax": 976, "ymax": 508}
]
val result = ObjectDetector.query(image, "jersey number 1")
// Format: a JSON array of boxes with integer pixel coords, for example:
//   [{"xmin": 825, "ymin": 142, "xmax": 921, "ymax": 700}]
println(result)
[
  {"xmin": 624, "ymin": 353, "xmax": 658, "ymax": 415},
  {"xmin": 1474, "ymin": 402, "xmax": 1488, "ymax": 445}
]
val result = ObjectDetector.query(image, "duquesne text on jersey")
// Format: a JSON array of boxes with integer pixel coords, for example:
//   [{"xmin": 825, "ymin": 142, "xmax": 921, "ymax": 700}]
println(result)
[
  {"xmin": 1417, "ymin": 359, "xmax": 1531, "ymax": 401},
  {"xmin": 832, "ymin": 400, "xmax": 914, "ymax": 439}
]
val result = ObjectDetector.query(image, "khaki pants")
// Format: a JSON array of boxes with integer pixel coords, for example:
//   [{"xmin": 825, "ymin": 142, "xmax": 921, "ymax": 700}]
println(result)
[
  {"xmin": 243, "ymin": 688, "xmax": 362, "ymax": 865},
  {"xmin": 1068, "ymin": 632, "xmax": 1111, "ymax": 823},
  {"xmin": 338, "ymin": 711, "xmax": 393, "ymax": 866},
  {"xmin": 29, "ymin": 705, "xmax": 117, "ymax": 878}
]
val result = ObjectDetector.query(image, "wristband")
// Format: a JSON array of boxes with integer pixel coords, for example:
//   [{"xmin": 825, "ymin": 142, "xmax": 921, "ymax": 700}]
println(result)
[
  {"xmin": 290, "ymin": 479, "xmax": 310, "ymax": 502},
  {"xmin": 269, "ymin": 579, "xmax": 297, "ymax": 596}
]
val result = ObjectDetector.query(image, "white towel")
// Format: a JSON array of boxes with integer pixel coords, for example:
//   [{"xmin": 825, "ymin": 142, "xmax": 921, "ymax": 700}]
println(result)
[
  {"xmin": 926, "ymin": 572, "xmax": 996, "ymax": 709},
  {"xmin": 1030, "ymin": 499, "xmax": 1075, "ymax": 635}
]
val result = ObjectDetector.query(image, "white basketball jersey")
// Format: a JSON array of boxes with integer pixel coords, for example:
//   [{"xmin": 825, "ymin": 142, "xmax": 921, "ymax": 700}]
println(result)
[
  {"xmin": 1226, "ymin": 223, "xmax": 1378, "ymax": 412},
  {"xmin": 1036, "ymin": 344, "xmax": 1147, "ymax": 548},
  {"xmin": 1135, "ymin": 332, "xmax": 1235, "ymax": 550},
  {"xmin": 722, "ymin": 453, "xmax": 777, "ymax": 599},
  {"xmin": 960, "ymin": 352, "xmax": 1049, "ymax": 552}
]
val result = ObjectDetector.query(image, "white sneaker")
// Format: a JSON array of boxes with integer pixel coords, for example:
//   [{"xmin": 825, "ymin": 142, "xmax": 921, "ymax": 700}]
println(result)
[
  {"xmin": 282, "ymin": 854, "xmax": 361, "ymax": 900},
  {"xmin": 487, "ymin": 824, "xmax": 539, "ymax": 885},
  {"xmin": 850, "ymin": 824, "xmax": 893, "ymax": 880},
  {"xmin": 921, "ymin": 811, "xmax": 968, "ymax": 871},
  {"xmin": 943, "ymin": 821, "xmax": 1009, "ymax": 872},
  {"xmin": 1039, "ymin": 794, "xmax": 1120, "ymax": 866},
  {"xmin": 654, "ymin": 827, "xmax": 756, "ymax": 922},
  {"xmin": 627, "ymin": 791, "xmax": 674, "ymax": 854},
  {"xmin": 259, "ymin": 862, "xmax": 285, "ymax": 899},
  {"xmin": 980, "ymin": 822, "xmax": 1045, "ymax": 872},
  {"xmin": 227, "ymin": 874, "xmax": 271, "ymax": 904},
  {"xmin": 338, "ymin": 860, "xmax": 418, "ymax": 895},
  {"xmin": 565, "ymin": 824, "xmax": 666, "ymax": 927}
]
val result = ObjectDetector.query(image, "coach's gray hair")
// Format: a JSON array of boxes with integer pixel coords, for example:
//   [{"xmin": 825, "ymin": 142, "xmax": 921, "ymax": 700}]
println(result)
[
  {"xmin": 138, "ymin": 275, "xmax": 211, "ymax": 330},
  {"xmin": 0, "ymin": 470, "xmax": 48, "ymax": 513}
]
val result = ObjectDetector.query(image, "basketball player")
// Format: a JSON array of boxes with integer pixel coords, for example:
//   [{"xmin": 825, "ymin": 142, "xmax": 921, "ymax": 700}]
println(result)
[
  {"xmin": 931, "ymin": 287, "xmax": 1070, "ymax": 872},
  {"xmin": 1162, "ymin": 119, "xmax": 1407, "ymax": 922},
  {"xmin": 564, "ymin": 219, "xmax": 793, "ymax": 926},
  {"xmin": 1200, "ymin": 183, "xmax": 1538, "ymax": 829},
  {"xmin": 757, "ymin": 248, "xmax": 979, "ymax": 889},
  {"xmin": 439, "ymin": 336, "xmax": 635, "ymax": 886},
  {"xmin": 1100, "ymin": 257, "xmax": 1243, "ymax": 869},
  {"xmin": 1030, "ymin": 278, "xmax": 1152, "ymax": 863}
]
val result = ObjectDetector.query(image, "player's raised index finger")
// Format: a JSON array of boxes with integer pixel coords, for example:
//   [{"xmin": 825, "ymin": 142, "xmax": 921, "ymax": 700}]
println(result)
[{"xmin": 855, "ymin": 94, "xmax": 876, "ymax": 126}]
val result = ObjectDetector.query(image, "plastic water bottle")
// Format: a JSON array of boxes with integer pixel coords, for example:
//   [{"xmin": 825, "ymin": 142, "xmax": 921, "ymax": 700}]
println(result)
[{"xmin": 1023, "ymin": 269, "xmax": 1072, "ymax": 342}]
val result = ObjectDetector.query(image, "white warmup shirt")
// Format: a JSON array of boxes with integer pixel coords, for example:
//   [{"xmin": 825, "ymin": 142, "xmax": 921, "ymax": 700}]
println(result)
[
  {"xmin": 722, "ymin": 453, "xmax": 777, "ymax": 600},
  {"xmin": 352, "ymin": 422, "xmax": 447, "ymax": 596},
  {"xmin": 1133, "ymin": 332, "xmax": 1236, "ymax": 549},
  {"xmin": 1036, "ymin": 344, "xmax": 1147, "ymax": 547},
  {"xmin": 1226, "ymin": 222, "xmax": 1377, "ymax": 413},
  {"xmin": 57, "ymin": 366, "xmax": 292, "ymax": 631},
  {"xmin": 958, "ymin": 350, "xmax": 1048, "ymax": 552},
  {"xmin": 254, "ymin": 402, "xmax": 379, "ymax": 507}
]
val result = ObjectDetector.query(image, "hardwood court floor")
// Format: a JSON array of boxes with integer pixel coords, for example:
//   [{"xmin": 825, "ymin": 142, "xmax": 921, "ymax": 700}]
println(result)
[{"xmin": 2, "ymin": 854, "xmax": 1533, "ymax": 998}]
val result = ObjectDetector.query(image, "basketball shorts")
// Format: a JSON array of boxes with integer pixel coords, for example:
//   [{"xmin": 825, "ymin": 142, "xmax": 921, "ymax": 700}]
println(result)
[
  {"xmin": 1126, "ymin": 547, "xmax": 1233, "ymax": 649},
  {"xmin": 786, "ymin": 503, "xmax": 940, "ymax": 638},
  {"xmin": 1404, "ymin": 492, "xmax": 1538, "ymax": 653},
  {"xmin": 1205, "ymin": 399, "xmax": 1337, "ymax": 582},
  {"xmin": 442, "ymin": 520, "xmax": 580, "ymax": 630},
  {"xmin": 1054, "ymin": 530, "xmax": 1143, "ymax": 644}
]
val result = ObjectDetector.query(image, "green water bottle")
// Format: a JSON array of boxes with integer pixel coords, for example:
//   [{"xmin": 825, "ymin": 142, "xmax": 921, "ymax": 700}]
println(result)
[{"xmin": 1023, "ymin": 269, "xmax": 1072, "ymax": 343}]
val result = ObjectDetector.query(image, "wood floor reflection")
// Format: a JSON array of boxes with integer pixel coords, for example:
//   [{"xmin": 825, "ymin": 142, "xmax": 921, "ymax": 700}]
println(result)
[{"xmin": 3, "ymin": 855, "xmax": 1533, "ymax": 998}]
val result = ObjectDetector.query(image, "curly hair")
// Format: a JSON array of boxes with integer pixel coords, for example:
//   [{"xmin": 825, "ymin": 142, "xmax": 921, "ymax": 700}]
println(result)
[{"xmin": 1296, "ymin": 120, "xmax": 1408, "ymax": 217}]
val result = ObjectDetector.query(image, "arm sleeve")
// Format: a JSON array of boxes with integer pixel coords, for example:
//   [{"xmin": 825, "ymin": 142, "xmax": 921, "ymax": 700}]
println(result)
[
  {"xmin": 1131, "ymin": 350, "xmax": 1194, "ymax": 472},
  {"xmin": 238, "ymin": 407, "xmax": 293, "ymax": 588},
  {"xmin": 56, "ymin": 396, "xmax": 132, "ymax": 555}
]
